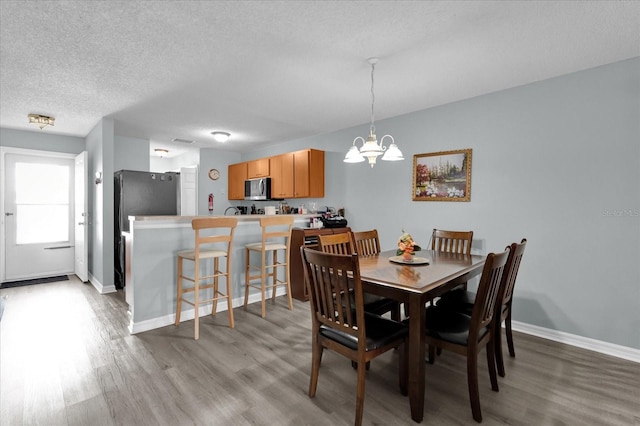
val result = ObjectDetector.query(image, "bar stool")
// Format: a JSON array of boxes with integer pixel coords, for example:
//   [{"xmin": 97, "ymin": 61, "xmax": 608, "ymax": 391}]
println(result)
[
  {"xmin": 244, "ymin": 216, "xmax": 294, "ymax": 317},
  {"xmin": 175, "ymin": 217, "xmax": 238, "ymax": 340}
]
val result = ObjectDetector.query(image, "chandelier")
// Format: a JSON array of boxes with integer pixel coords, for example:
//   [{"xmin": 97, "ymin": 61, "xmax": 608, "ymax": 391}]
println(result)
[
  {"xmin": 344, "ymin": 58, "xmax": 404, "ymax": 168},
  {"xmin": 28, "ymin": 114, "xmax": 55, "ymax": 130}
]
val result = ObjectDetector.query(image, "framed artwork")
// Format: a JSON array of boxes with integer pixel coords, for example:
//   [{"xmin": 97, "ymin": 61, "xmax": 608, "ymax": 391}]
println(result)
[{"xmin": 412, "ymin": 149, "xmax": 472, "ymax": 201}]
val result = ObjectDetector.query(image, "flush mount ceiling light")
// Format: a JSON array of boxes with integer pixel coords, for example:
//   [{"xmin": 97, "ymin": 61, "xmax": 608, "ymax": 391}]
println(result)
[
  {"xmin": 344, "ymin": 58, "xmax": 404, "ymax": 168},
  {"xmin": 28, "ymin": 113, "xmax": 55, "ymax": 130},
  {"xmin": 211, "ymin": 131, "xmax": 231, "ymax": 143},
  {"xmin": 154, "ymin": 148, "xmax": 169, "ymax": 158}
]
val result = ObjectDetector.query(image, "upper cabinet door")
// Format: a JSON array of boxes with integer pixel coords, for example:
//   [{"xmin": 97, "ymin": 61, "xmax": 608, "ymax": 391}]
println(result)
[
  {"xmin": 270, "ymin": 153, "xmax": 294, "ymax": 198},
  {"xmin": 228, "ymin": 162, "xmax": 248, "ymax": 200},
  {"xmin": 294, "ymin": 149, "xmax": 324, "ymax": 198},
  {"xmin": 247, "ymin": 158, "xmax": 270, "ymax": 178}
]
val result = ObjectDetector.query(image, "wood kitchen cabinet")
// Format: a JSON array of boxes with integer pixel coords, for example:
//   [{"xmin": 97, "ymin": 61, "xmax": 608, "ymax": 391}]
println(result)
[
  {"xmin": 293, "ymin": 149, "xmax": 324, "ymax": 198},
  {"xmin": 270, "ymin": 152, "xmax": 294, "ymax": 198},
  {"xmin": 247, "ymin": 158, "xmax": 270, "ymax": 178},
  {"xmin": 228, "ymin": 162, "xmax": 247, "ymax": 200},
  {"xmin": 228, "ymin": 149, "xmax": 324, "ymax": 201},
  {"xmin": 270, "ymin": 149, "xmax": 324, "ymax": 199}
]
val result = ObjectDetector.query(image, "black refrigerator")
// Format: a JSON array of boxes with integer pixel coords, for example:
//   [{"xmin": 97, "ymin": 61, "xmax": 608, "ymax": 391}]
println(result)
[{"xmin": 114, "ymin": 170, "xmax": 181, "ymax": 289}]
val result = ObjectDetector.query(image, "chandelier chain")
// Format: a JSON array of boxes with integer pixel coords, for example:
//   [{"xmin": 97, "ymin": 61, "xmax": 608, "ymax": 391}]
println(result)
[{"xmin": 370, "ymin": 62, "xmax": 376, "ymax": 134}]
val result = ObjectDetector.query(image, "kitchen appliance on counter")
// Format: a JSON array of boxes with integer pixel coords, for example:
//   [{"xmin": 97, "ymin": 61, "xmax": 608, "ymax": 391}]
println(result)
[
  {"xmin": 244, "ymin": 177, "xmax": 271, "ymax": 200},
  {"xmin": 114, "ymin": 170, "xmax": 181, "ymax": 289}
]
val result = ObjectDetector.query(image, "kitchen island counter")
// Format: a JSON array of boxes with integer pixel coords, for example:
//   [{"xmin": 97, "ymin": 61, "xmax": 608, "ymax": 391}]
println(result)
[{"xmin": 124, "ymin": 214, "xmax": 317, "ymax": 334}]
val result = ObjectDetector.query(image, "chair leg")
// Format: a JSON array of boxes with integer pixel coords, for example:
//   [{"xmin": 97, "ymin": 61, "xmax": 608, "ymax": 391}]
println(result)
[
  {"xmin": 271, "ymin": 251, "xmax": 278, "ymax": 303},
  {"xmin": 355, "ymin": 356, "xmax": 367, "ymax": 426},
  {"xmin": 244, "ymin": 248, "xmax": 251, "ymax": 309},
  {"xmin": 284, "ymin": 251, "xmax": 293, "ymax": 311},
  {"xmin": 505, "ymin": 311, "xmax": 515, "ymax": 357},
  {"xmin": 212, "ymin": 258, "xmax": 219, "ymax": 316},
  {"xmin": 309, "ymin": 336, "xmax": 323, "ymax": 398},
  {"xmin": 428, "ymin": 345, "xmax": 436, "ymax": 364},
  {"xmin": 261, "ymin": 251, "xmax": 267, "ymax": 318},
  {"xmin": 225, "ymin": 256, "xmax": 235, "ymax": 329},
  {"xmin": 495, "ymin": 320, "xmax": 506, "ymax": 378},
  {"xmin": 487, "ymin": 339, "xmax": 499, "ymax": 392},
  {"xmin": 467, "ymin": 350, "xmax": 481, "ymax": 422},
  {"xmin": 391, "ymin": 302, "xmax": 401, "ymax": 322},
  {"xmin": 398, "ymin": 341, "xmax": 408, "ymax": 396},
  {"xmin": 194, "ymin": 259, "xmax": 200, "ymax": 340},
  {"xmin": 175, "ymin": 257, "xmax": 183, "ymax": 325}
]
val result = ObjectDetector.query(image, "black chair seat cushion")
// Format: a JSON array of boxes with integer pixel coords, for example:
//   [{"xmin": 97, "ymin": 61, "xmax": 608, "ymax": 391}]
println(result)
[
  {"xmin": 436, "ymin": 288, "xmax": 475, "ymax": 316},
  {"xmin": 421, "ymin": 306, "xmax": 488, "ymax": 346},
  {"xmin": 319, "ymin": 313, "xmax": 407, "ymax": 351},
  {"xmin": 362, "ymin": 293, "xmax": 398, "ymax": 314}
]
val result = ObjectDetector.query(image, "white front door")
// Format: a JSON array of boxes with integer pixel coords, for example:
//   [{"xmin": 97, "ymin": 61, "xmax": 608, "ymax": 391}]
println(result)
[
  {"xmin": 2, "ymin": 150, "xmax": 75, "ymax": 281},
  {"xmin": 74, "ymin": 152, "xmax": 88, "ymax": 282}
]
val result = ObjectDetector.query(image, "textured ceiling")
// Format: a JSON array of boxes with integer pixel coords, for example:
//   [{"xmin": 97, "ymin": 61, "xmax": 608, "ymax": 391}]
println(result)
[{"xmin": 1, "ymin": 1, "xmax": 639, "ymax": 156}]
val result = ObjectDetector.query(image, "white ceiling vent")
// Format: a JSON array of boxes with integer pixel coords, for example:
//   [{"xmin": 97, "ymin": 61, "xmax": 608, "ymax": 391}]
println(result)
[{"xmin": 171, "ymin": 138, "xmax": 196, "ymax": 144}]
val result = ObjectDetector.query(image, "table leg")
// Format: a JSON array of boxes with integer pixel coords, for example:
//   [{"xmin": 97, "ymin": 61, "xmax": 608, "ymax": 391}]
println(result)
[{"xmin": 407, "ymin": 295, "xmax": 425, "ymax": 422}]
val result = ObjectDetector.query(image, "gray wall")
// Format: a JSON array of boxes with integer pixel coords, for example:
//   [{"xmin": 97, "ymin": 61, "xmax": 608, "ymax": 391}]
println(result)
[
  {"xmin": 199, "ymin": 148, "xmax": 241, "ymax": 215},
  {"xmin": 0, "ymin": 127, "xmax": 85, "ymax": 153},
  {"xmin": 85, "ymin": 118, "xmax": 115, "ymax": 289},
  {"xmin": 244, "ymin": 58, "xmax": 640, "ymax": 350},
  {"xmin": 114, "ymin": 135, "xmax": 150, "ymax": 172}
]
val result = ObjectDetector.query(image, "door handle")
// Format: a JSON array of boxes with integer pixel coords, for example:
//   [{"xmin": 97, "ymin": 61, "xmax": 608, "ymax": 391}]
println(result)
[
  {"xmin": 78, "ymin": 222, "xmax": 85, "ymax": 226},
  {"xmin": 5, "ymin": 212, "xmax": 14, "ymax": 216}
]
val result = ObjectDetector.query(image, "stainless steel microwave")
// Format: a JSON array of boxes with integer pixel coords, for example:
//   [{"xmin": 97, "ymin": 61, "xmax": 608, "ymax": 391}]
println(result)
[{"xmin": 244, "ymin": 177, "xmax": 271, "ymax": 200}]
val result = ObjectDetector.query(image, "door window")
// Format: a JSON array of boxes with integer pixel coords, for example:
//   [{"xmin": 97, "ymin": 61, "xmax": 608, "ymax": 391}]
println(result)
[{"xmin": 15, "ymin": 162, "xmax": 70, "ymax": 244}]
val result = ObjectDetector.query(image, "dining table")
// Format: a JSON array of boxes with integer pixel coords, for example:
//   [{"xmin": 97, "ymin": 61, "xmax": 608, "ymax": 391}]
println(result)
[{"xmin": 358, "ymin": 249, "xmax": 486, "ymax": 423}]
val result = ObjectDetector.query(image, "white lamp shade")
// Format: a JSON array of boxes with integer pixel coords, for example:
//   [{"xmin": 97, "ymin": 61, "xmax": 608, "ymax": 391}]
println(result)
[
  {"xmin": 211, "ymin": 131, "xmax": 231, "ymax": 142},
  {"xmin": 344, "ymin": 145, "xmax": 365, "ymax": 163},
  {"xmin": 382, "ymin": 143, "xmax": 404, "ymax": 161}
]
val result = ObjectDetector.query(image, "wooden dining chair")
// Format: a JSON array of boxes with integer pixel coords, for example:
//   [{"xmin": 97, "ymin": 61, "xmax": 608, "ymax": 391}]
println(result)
[
  {"xmin": 401, "ymin": 228, "xmax": 475, "ymax": 318},
  {"xmin": 301, "ymin": 247, "xmax": 408, "ymax": 426},
  {"xmin": 352, "ymin": 229, "xmax": 381, "ymax": 256},
  {"xmin": 431, "ymin": 229, "xmax": 474, "ymax": 255},
  {"xmin": 319, "ymin": 232, "xmax": 401, "ymax": 321},
  {"xmin": 175, "ymin": 217, "xmax": 238, "ymax": 340},
  {"xmin": 244, "ymin": 216, "xmax": 294, "ymax": 318},
  {"xmin": 437, "ymin": 239, "xmax": 527, "ymax": 377},
  {"xmin": 423, "ymin": 247, "xmax": 510, "ymax": 423}
]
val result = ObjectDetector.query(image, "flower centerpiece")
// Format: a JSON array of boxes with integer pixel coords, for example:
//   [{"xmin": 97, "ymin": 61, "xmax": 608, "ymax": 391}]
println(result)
[{"xmin": 397, "ymin": 230, "xmax": 421, "ymax": 260}]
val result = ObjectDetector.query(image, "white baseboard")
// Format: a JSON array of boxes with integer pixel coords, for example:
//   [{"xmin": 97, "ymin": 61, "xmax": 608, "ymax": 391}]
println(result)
[
  {"xmin": 511, "ymin": 320, "xmax": 640, "ymax": 364},
  {"xmin": 129, "ymin": 287, "xmax": 289, "ymax": 335},
  {"xmin": 88, "ymin": 273, "xmax": 117, "ymax": 294},
  {"xmin": 127, "ymin": 294, "xmax": 639, "ymax": 364}
]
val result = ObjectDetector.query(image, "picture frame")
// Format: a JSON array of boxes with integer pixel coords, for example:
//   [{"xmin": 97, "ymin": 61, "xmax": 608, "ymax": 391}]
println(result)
[{"xmin": 412, "ymin": 149, "xmax": 472, "ymax": 201}]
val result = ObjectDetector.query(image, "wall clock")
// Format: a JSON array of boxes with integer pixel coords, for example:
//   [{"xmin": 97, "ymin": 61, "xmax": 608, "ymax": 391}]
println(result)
[{"xmin": 208, "ymin": 168, "xmax": 220, "ymax": 180}]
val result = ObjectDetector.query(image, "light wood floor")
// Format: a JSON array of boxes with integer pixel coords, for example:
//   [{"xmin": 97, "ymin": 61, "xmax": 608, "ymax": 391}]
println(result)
[{"xmin": 1, "ymin": 276, "xmax": 639, "ymax": 426}]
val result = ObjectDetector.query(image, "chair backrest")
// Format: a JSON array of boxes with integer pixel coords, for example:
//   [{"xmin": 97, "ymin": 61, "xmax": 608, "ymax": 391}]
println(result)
[
  {"xmin": 498, "ymin": 239, "xmax": 527, "ymax": 311},
  {"xmin": 301, "ymin": 247, "xmax": 365, "ymax": 342},
  {"xmin": 192, "ymin": 217, "xmax": 238, "ymax": 253},
  {"xmin": 469, "ymin": 248, "xmax": 511, "ymax": 337},
  {"xmin": 352, "ymin": 229, "xmax": 381, "ymax": 256},
  {"xmin": 431, "ymin": 229, "xmax": 474, "ymax": 255},
  {"xmin": 318, "ymin": 232, "xmax": 355, "ymax": 255},
  {"xmin": 259, "ymin": 215, "xmax": 294, "ymax": 248}
]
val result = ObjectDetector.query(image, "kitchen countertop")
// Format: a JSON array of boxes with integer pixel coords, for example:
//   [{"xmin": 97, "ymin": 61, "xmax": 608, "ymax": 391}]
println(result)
[{"xmin": 129, "ymin": 213, "xmax": 321, "ymax": 223}]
